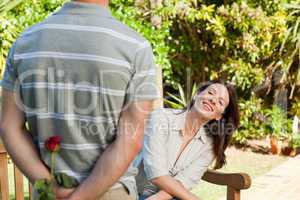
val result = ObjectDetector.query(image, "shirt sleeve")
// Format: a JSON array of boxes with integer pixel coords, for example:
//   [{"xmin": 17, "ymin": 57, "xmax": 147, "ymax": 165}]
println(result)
[
  {"xmin": 1, "ymin": 43, "xmax": 18, "ymax": 92},
  {"xmin": 143, "ymin": 110, "xmax": 169, "ymax": 180},
  {"xmin": 173, "ymin": 147, "xmax": 215, "ymax": 190},
  {"xmin": 125, "ymin": 43, "xmax": 160, "ymax": 102}
]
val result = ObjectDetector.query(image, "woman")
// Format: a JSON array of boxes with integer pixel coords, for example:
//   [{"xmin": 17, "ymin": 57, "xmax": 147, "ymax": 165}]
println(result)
[{"xmin": 140, "ymin": 80, "xmax": 240, "ymax": 200}]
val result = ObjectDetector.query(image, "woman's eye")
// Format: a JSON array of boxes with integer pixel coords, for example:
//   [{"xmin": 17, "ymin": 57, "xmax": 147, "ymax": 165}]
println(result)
[
  {"xmin": 208, "ymin": 91, "xmax": 213, "ymax": 95},
  {"xmin": 219, "ymin": 101, "xmax": 223, "ymax": 106}
]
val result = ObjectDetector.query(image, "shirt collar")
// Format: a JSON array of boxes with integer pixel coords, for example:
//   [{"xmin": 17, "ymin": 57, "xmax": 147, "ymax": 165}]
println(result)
[
  {"xmin": 169, "ymin": 110, "xmax": 210, "ymax": 143},
  {"xmin": 54, "ymin": 1, "xmax": 113, "ymax": 18}
]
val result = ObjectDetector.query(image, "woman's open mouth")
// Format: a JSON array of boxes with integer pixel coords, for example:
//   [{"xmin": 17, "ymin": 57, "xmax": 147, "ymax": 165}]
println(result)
[{"xmin": 202, "ymin": 101, "xmax": 214, "ymax": 112}]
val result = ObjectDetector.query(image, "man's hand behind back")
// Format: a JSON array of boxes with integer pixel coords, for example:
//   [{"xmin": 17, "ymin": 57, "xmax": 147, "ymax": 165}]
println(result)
[{"xmin": 55, "ymin": 184, "xmax": 75, "ymax": 200}]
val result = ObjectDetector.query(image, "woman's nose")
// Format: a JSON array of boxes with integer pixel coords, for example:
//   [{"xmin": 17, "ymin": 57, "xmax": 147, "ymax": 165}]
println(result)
[{"xmin": 209, "ymin": 98, "xmax": 216, "ymax": 105}]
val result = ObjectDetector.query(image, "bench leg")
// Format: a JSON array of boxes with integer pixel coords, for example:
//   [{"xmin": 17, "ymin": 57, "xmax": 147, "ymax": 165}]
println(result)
[
  {"xmin": 0, "ymin": 153, "xmax": 9, "ymax": 200},
  {"xmin": 14, "ymin": 165, "xmax": 24, "ymax": 200},
  {"xmin": 227, "ymin": 186, "xmax": 240, "ymax": 200}
]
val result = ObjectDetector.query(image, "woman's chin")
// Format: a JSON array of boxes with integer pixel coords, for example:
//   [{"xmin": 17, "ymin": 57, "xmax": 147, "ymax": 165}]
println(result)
[{"xmin": 195, "ymin": 108, "xmax": 215, "ymax": 120}]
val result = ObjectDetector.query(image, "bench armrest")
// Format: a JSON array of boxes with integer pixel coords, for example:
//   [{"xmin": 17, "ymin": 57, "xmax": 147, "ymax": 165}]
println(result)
[{"xmin": 202, "ymin": 169, "xmax": 251, "ymax": 190}]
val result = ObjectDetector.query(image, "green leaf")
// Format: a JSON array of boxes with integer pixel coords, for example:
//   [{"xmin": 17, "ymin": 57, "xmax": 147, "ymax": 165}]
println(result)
[
  {"xmin": 293, "ymin": 18, "xmax": 300, "ymax": 39},
  {"xmin": 283, "ymin": 3, "xmax": 300, "ymax": 10},
  {"xmin": 166, "ymin": 92, "xmax": 185, "ymax": 105},
  {"xmin": 0, "ymin": 0, "xmax": 23, "ymax": 16},
  {"xmin": 164, "ymin": 99, "xmax": 184, "ymax": 109},
  {"xmin": 33, "ymin": 179, "xmax": 55, "ymax": 200},
  {"xmin": 55, "ymin": 172, "xmax": 79, "ymax": 188},
  {"xmin": 34, "ymin": 179, "xmax": 47, "ymax": 191},
  {"xmin": 178, "ymin": 83, "xmax": 187, "ymax": 106},
  {"xmin": 191, "ymin": 83, "xmax": 197, "ymax": 97},
  {"xmin": 280, "ymin": 27, "xmax": 292, "ymax": 53}
]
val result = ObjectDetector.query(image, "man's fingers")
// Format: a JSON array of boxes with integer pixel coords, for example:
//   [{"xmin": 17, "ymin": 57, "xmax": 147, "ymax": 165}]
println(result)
[{"xmin": 56, "ymin": 187, "xmax": 76, "ymax": 198}]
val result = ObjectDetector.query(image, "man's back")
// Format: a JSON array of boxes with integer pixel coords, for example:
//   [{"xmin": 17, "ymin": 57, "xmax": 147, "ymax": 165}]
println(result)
[{"xmin": 1, "ymin": 1, "xmax": 158, "ymax": 198}]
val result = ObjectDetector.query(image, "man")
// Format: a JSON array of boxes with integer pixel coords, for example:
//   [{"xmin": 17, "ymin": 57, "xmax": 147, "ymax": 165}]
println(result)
[{"xmin": 0, "ymin": 0, "xmax": 158, "ymax": 199}]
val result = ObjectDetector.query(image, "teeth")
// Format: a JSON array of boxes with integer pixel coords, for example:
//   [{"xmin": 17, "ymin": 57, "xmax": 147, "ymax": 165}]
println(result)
[
  {"xmin": 208, "ymin": 105, "xmax": 212, "ymax": 112},
  {"xmin": 204, "ymin": 101, "xmax": 213, "ymax": 112},
  {"xmin": 203, "ymin": 102, "xmax": 212, "ymax": 111},
  {"xmin": 207, "ymin": 105, "xmax": 211, "ymax": 111}
]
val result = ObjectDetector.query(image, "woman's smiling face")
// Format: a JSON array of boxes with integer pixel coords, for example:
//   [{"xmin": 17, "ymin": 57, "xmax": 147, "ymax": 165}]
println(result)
[{"xmin": 193, "ymin": 83, "xmax": 230, "ymax": 121}]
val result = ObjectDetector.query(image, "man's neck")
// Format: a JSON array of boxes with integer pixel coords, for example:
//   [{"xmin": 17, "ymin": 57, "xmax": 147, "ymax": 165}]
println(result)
[{"xmin": 74, "ymin": 0, "xmax": 109, "ymax": 7}]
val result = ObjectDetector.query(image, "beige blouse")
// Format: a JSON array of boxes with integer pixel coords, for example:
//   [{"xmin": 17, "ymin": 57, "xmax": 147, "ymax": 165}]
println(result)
[{"xmin": 142, "ymin": 108, "xmax": 215, "ymax": 194}]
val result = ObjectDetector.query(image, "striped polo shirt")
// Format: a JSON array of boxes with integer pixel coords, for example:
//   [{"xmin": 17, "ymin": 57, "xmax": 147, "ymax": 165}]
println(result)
[{"xmin": 1, "ymin": 1, "xmax": 158, "ymax": 197}]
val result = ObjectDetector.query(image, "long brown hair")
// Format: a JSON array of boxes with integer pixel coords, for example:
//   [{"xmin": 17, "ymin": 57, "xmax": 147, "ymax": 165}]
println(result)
[{"xmin": 186, "ymin": 80, "xmax": 240, "ymax": 169}]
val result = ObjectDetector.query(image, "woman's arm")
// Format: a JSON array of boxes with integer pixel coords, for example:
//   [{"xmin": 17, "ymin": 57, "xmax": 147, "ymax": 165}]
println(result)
[
  {"xmin": 142, "ymin": 110, "xmax": 200, "ymax": 200},
  {"xmin": 150, "ymin": 147, "xmax": 215, "ymax": 200},
  {"xmin": 146, "ymin": 146, "xmax": 215, "ymax": 200},
  {"xmin": 149, "ymin": 175, "xmax": 200, "ymax": 200},
  {"xmin": 173, "ymin": 147, "xmax": 215, "ymax": 191},
  {"xmin": 146, "ymin": 190, "xmax": 173, "ymax": 200}
]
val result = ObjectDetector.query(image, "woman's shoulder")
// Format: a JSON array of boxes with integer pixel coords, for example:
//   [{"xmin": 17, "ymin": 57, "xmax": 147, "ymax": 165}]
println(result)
[
  {"xmin": 150, "ymin": 107, "xmax": 183, "ymax": 117},
  {"xmin": 147, "ymin": 108, "xmax": 183, "ymax": 128},
  {"xmin": 148, "ymin": 108, "xmax": 169, "ymax": 124}
]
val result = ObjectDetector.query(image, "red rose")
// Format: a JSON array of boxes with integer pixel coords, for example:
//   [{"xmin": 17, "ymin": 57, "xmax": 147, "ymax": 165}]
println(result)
[{"xmin": 45, "ymin": 136, "xmax": 61, "ymax": 152}]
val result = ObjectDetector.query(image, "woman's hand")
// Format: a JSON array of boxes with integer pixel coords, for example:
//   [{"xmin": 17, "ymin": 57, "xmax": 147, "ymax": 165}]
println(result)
[
  {"xmin": 145, "ymin": 192, "xmax": 173, "ymax": 200},
  {"xmin": 145, "ymin": 194, "xmax": 166, "ymax": 200},
  {"xmin": 145, "ymin": 195, "xmax": 156, "ymax": 200},
  {"xmin": 145, "ymin": 190, "xmax": 201, "ymax": 200}
]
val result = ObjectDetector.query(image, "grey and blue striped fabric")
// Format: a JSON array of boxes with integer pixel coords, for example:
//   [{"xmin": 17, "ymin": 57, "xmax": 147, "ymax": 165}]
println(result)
[{"xmin": 1, "ymin": 1, "xmax": 159, "ymax": 198}]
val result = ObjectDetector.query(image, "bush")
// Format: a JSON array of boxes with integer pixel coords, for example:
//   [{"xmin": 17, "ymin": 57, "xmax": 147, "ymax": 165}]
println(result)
[
  {"xmin": 291, "ymin": 100, "xmax": 300, "ymax": 117},
  {"xmin": 0, "ymin": 0, "xmax": 65, "ymax": 75},
  {"xmin": 233, "ymin": 96, "xmax": 267, "ymax": 144},
  {"xmin": 264, "ymin": 104, "xmax": 292, "ymax": 140}
]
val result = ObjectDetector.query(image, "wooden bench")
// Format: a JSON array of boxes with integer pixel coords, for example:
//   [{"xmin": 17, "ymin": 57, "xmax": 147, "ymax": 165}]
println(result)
[
  {"xmin": 0, "ymin": 142, "xmax": 251, "ymax": 200},
  {"xmin": 136, "ymin": 161, "xmax": 251, "ymax": 200},
  {"xmin": 0, "ymin": 143, "xmax": 33, "ymax": 200},
  {"xmin": 202, "ymin": 169, "xmax": 251, "ymax": 200}
]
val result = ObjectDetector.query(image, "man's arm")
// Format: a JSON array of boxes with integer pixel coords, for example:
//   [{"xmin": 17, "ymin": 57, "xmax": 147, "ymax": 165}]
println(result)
[
  {"xmin": 0, "ymin": 89, "xmax": 75, "ymax": 198},
  {"xmin": 70, "ymin": 100, "xmax": 153, "ymax": 200},
  {"xmin": 0, "ymin": 89, "xmax": 51, "ymax": 183}
]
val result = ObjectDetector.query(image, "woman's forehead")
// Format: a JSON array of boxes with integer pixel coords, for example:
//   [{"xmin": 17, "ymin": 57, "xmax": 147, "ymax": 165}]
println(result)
[{"xmin": 207, "ymin": 84, "xmax": 229, "ymax": 100}]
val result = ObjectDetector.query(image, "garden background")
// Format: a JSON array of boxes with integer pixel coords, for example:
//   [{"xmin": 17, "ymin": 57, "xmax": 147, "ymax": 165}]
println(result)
[{"xmin": 1, "ymin": 0, "xmax": 300, "ymax": 199}]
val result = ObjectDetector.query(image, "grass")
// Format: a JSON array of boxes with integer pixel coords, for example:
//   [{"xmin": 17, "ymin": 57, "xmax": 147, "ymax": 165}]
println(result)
[{"xmin": 192, "ymin": 147, "xmax": 288, "ymax": 200}]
